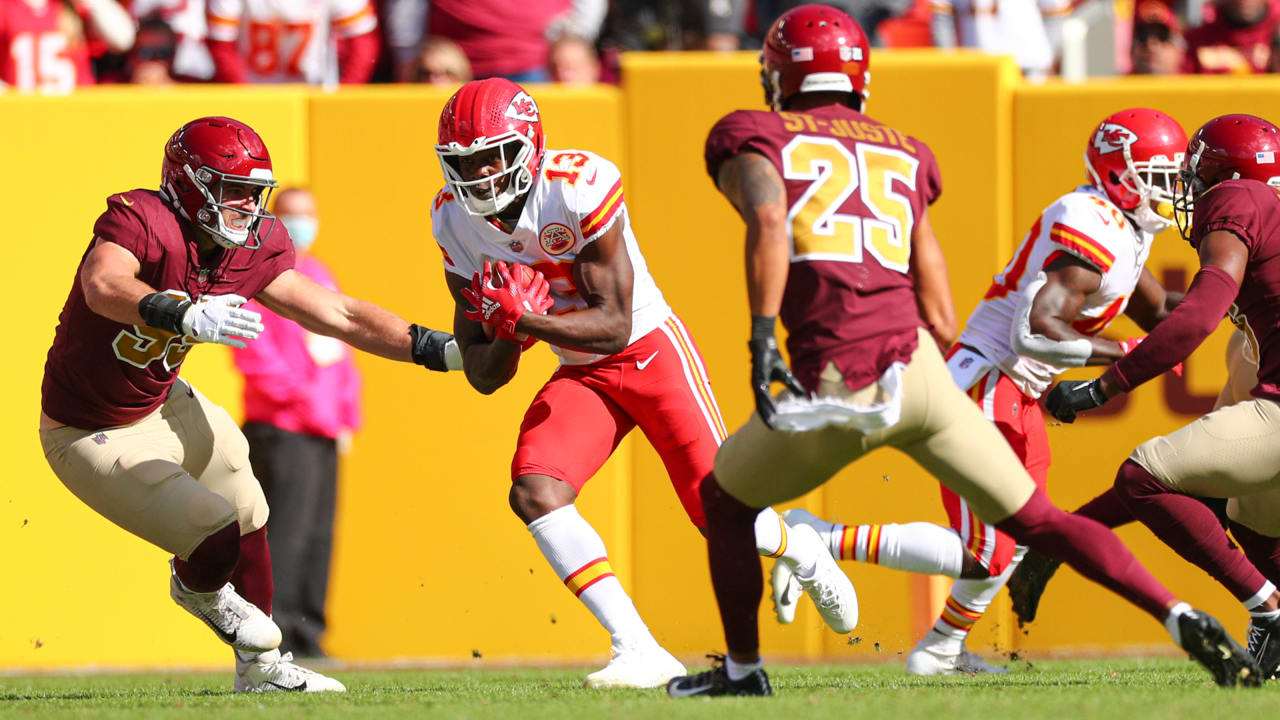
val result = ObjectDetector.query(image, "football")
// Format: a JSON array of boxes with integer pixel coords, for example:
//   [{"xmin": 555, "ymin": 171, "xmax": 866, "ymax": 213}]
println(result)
[{"xmin": 480, "ymin": 263, "xmax": 538, "ymax": 340}]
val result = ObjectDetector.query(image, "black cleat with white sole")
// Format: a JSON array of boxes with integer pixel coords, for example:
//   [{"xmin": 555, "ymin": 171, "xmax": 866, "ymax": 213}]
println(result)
[
  {"xmin": 1007, "ymin": 550, "xmax": 1062, "ymax": 628},
  {"xmin": 1246, "ymin": 615, "xmax": 1280, "ymax": 680},
  {"xmin": 666, "ymin": 655, "xmax": 771, "ymax": 697},
  {"xmin": 1179, "ymin": 610, "xmax": 1261, "ymax": 687}
]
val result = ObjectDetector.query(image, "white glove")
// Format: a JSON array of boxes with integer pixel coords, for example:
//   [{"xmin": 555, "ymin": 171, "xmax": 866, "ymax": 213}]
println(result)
[{"xmin": 181, "ymin": 294, "xmax": 264, "ymax": 349}]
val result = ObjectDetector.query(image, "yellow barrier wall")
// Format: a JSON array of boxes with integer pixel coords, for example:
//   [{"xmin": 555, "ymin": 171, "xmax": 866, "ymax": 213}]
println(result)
[{"xmin": 6, "ymin": 60, "xmax": 1278, "ymax": 670}]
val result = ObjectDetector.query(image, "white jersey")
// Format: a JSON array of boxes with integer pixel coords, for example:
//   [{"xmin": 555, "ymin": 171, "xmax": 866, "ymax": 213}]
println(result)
[
  {"xmin": 958, "ymin": 185, "xmax": 1153, "ymax": 397},
  {"xmin": 432, "ymin": 148, "xmax": 672, "ymax": 367},
  {"xmin": 206, "ymin": 0, "xmax": 375, "ymax": 84}
]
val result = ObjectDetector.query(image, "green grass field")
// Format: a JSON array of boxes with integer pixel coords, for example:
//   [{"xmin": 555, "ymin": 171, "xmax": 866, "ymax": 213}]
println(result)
[{"xmin": 2, "ymin": 658, "xmax": 1277, "ymax": 719}]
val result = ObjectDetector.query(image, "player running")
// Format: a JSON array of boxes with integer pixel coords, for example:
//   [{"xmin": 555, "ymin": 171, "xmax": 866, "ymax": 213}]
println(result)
[
  {"xmin": 775, "ymin": 107, "xmax": 1192, "ymax": 675},
  {"xmin": 430, "ymin": 78, "xmax": 854, "ymax": 689},
  {"xmin": 665, "ymin": 5, "xmax": 1257, "ymax": 696}
]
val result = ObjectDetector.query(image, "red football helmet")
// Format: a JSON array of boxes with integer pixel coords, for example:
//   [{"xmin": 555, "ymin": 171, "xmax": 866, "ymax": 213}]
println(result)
[
  {"xmin": 760, "ymin": 4, "xmax": 870, "ymax": 112},
  {"xmin": 1175, "ymin": 114, "xmax": 1280, "ymax": 240},
  {"xmin": 436, "ymin": 78, "xmax": 545, "ymax": 216},
  {"xmin": 160, "ymin": 116, "xmax": 277, "ymax": 250},
  {"xmin": 1083, "ymin": 108, "xmax": 1187, "ymax": 233}
]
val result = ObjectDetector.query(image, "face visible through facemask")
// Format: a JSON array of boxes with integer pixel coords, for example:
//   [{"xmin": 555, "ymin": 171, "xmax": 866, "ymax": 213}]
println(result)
[{"xmin": 281, "ymin": 214, "xmax": 319, "ymax": 252}]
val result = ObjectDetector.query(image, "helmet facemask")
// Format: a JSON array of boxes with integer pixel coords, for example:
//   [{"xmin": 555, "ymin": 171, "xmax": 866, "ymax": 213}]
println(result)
[
  {"xmin": 1172, "ymin": 167, "xmax": 1204, "ymax": 242},
  {"xmin": 183, "ymin": 165, "xmax": 278, "ymax": 250},
  {"xmin": 1121, "ymin": 147, "xmax": 1182, "ymax": 234},
  {"xmin": 437, "ymin": 132, "xmax": 535, "ymax": 217}
]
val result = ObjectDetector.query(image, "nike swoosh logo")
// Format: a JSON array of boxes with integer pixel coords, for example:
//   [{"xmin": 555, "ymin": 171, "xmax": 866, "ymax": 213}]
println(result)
[
  {"xmin": 586, "ymin": 169, "xmax": 599, "ymax": 185},
  {"xmin": 665, "ymin": 679, "xmax": 706, "ymax": 698},
  {"xmin": 636, "ymin": 351, "xmax": 659, "ymax": 370},
  {"xmin": 116, "ymin": 194, "xmax": 134, "ymax": 207},
  {"xmin": 265, "ymin": 680, "xmax": 306, "ymax": 691}
]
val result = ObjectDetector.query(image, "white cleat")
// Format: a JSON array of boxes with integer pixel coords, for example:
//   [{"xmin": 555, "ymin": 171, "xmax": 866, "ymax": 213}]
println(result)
[
  {"xmin": 235, "ymin": 649, "xmax": 346, "ymax": 692},
  {"xmin": 906, "ymin": 637, "xmax": 1009, "ymax": 676},
  {"xmin": 583, "ymin": 643, "xmax": 686, "ymax": 689},
  {"xmin": 782, "ymin": 508, "xmax": 839, "ymax": 558},
  {"xmin": 790, "ymin": 524, "xmax": 858, "ymax": 633},
  {"xmin": 770, "ymin": 559, "xmax": 802, "ymax": 624},
  {"xmin": 169, "ymin": 561, "xmax": 281, "ymax": 653},
  {"xmin": 957, "ymin": 646, "xmax": 1011, "ymax": 674}
]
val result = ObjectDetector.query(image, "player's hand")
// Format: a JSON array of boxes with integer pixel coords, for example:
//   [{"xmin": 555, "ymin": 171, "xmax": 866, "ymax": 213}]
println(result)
[
  {"xmin": 749, "ymin": 316, "xmax": 805, "ymax": 430},
  {"xmin": 461, "ymin": 261, "xmax": 552, "ymax": 344},
  {"xmin": 181, "ymin": 294, "xmax": 263, "ymax": 349},
  {"xmin": 1045, "ymin": 379, "xmax": 1107, "ymax": 424},
  {"xmin": 1119, "ymin": 336, "xmax": 1183, "ymax": 376}
]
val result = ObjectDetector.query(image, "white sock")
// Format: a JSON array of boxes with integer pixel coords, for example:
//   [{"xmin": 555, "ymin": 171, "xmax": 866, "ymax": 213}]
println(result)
[
  {"xmin": 756, "ymin": 507, "xmax": 818, "ymax": 577},
  {"xmin": 1243, "ymin": 581, "xmax": 1277, "ymax": 614},
  {"xmin": 928, "ymin": 546, "xmax": 1027, "ymax": 652},
  {"xmin": 851, "ymin": 523, "xmax": 965, "ymax": 577},
  {"xmin": 528, "ymin": 505, "xmax": 653, "ymax": 649},
  {"xmin": 1164, "ymin": 601, "xmax": 1193, "ymax": 648},
  {"xmin": 725, "ymin": 656, "xmax": 763, "ymax": 681}
]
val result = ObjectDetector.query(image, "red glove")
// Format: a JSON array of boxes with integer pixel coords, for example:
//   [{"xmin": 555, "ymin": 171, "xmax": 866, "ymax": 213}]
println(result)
[
  {"xmin": 1119, "ymin": 336, "xmax": 1184, "ymax": 377},
  {"xmin": 461, "ymin": 261, "xmax": 553, "ymax": 345}
]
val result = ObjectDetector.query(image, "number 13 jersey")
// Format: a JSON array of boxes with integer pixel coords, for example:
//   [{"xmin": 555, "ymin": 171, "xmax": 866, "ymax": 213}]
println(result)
[{"xmin": 704, "ymin": 105, "xmax": 943, "ymax": 392}]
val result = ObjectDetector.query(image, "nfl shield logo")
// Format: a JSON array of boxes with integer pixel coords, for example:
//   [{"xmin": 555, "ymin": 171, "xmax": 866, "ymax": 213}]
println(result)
[{"xmin": 91, "ymin": 432, "xmax": 108, "ymax": 445}]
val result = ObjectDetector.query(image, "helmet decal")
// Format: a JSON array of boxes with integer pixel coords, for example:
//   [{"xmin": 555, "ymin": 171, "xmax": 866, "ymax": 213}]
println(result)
[
  {"xmin": 506, "ymin": 92, "xmax": 540, "ymax": 123},
  {"xmin": 1093, "ymin": 124, "xmax": 1138, "ymax": 155}
]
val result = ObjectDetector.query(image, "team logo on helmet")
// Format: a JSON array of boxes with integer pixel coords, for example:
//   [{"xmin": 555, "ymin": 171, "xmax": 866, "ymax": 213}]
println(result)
[
  {"xmin": 506, "ymin": 92, "xmax": 540, "ymax": 123},
  {"xmin": 539, "ymin": 223, "xmax": 574, "ymax": 255},
  {"xmin": 1093, "ymin": 123, "xmax": 1138, "ymax": 155},
  {"xmin": 839, "ymin": 46, "xmax": 863, "ymax": 62}
]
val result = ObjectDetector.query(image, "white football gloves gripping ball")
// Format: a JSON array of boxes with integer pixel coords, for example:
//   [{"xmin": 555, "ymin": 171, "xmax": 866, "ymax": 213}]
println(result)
[{"xmin": 181, "ymin": 294, "xmax": 264, "ymax": 349}]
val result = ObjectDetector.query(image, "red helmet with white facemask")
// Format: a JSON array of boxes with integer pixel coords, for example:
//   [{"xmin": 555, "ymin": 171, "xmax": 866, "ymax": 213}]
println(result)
[
  {"xmin": 760, "ymin": 4, "xmax": 871, "ymax": 112},
  {"xmin": 436, "ymin": 78, "xmax": 546, "ymax": 216},
  {"xmin": 1174, "ymin": 114, "xmax": 1280, "ymax": 241},
  {"xmin": 160, "ymin": 116, "xmax": 278, "ymax": 250},
  {"xmin": 1083, "ymin": 108, "xmax": 1187, "ymax": 234}
]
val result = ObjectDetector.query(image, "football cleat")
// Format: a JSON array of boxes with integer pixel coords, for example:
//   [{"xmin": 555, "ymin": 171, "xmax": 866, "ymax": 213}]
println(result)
[
  {"xmin": 790, "ymin": 524, "xmax": 858, "ymax": 633},
  {"xmin": 770, "ymin": 559, "xmax": 802, "ymax": 624},
  {"xmin": 234, "ymin": 649, "xmax": 346, "ymax": 692},
  {"xmin": 1177, "ymin": 609, "xmax": 1261, "ymax": 687},
  {"xmin": 1246, "ymin": 615, "xmax": 1280, "ymax": 680},
  {"xmin": 781, "ymin": 508, "xmax": 839, "ymax": 558},
  {"xmin": 1007, "ymin": 549, "xmax": 1062, "ymax": 627},
  {"xmin": 956, "ymin": 646, "xmax": 1011, "ymax": 675},
  {"xmin": 169, "ymin": 561, "xmax": 281, "ymax": 653},
  {"xmin": 667, "ymin": 655, "xmax": 772, "ymax": 697},
  {"xmin": 583, "ymin": 642, "xmax": 686, "ymax": 689}
]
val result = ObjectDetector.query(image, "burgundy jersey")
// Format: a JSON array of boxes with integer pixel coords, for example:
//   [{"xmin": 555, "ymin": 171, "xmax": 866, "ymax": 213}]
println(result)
[
  {"xmin": 705, "ymin": 105, "xmax": 943, "ymax": 391},
  {"xmin": 1191, "ymin": 179, "xmax": 1280, "ymax": 400},
  {"xmin": 0, "ymin": 0, "xmax": 94, "ymax": 92},
  {"xmin": 42, "ymin": 190, "xmax": 294, "ymax": 429},
  {"xmin": 1185, "ymin": 2, "xmax": 1280, "ymax": 74}
]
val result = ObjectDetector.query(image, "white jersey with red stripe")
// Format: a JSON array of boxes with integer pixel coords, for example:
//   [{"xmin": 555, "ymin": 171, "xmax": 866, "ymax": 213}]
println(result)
[
  {"xmin": 206, "ymin": 0, "xmax": 375, "ymax": 83},
  {"xmin": 432, "ymin": 148, "xmax": 672, "ymax": 367},
  {"xmin": 957, "ymin": 184, "xmax": 1153, "ymax": 397}
]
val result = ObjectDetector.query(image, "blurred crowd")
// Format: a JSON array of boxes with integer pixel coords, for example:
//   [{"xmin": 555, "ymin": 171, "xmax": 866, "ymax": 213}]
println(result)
[{"xmin": 1, "ymin": 0, "xmax": 1276, "ymax": 91}]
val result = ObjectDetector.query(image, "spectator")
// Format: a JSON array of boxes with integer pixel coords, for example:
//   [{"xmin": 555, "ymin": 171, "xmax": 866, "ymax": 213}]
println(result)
[
  {"xmin": 1186, "ymin": 0, "xmax": 1280, "ymax": 72},
  {"xmin": 410, "ymin": 35, "xmax": 470, "ymax": 84},
  {"xmin": 232, "ymin": 188, "xmax": 362, "ymax": 660},
  {"xmin": 759, "ymin": 0, "xmax": 914, "ymax": 46},
  {"xmin": 129, "ymin": 0, "xmax": 216, "ymax": 81},
  {"xmin": 127, "ymin": 16, "xmax": 177, "ymax": 84},
  {"xmin": 549, "ymin": 36, "xmax": 600, "ymax": 82},
  {"xmin": 1131, "ymin": 0, "xmax": 1188, "ymax": 73},
  {"xmin": 206, "ymin": 0, "xmax": 380, "ymax": 84},
  {"xmin": 1, "ymin": 0, "xmax": 134, "ymax": 92},
  {"xmin": 384, "ymin": 0, "xmax": 605, "ymax": 83},
  {"xmin": 931, "ymin": 0, "xmax": 1069, "ymax": 79}
]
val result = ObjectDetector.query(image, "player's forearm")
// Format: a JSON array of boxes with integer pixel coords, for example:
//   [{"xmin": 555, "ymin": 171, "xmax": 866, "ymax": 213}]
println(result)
[
  {"xmin": 303, "ymin": 296, "xmax": 414, "ymax": 362},
  {"xmin": 519, "ymin": 307, "xmax": 631, "ymax": 355},
  {"xmin": 745, "ymin": 220, "xmax": 790, "ymax": 318},
  {"xmin": 461, "ymin": 342, "xmax": 521, "ymax": 394},
  {"xmin": 81, "ymin": 271, "xmax": 153, "ymax": 327}
]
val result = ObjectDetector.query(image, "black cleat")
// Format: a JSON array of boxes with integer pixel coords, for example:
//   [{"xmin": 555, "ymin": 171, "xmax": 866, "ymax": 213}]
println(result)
[
  {"xmin": 1246, "ymin": 615, "xmax": 1280, "ymax": 680},
  {"xmin": 1007, "ymin": 550, "xmax": 1062, "ymax": 628},
  {"xmin": 666, "ymin": 655, "xmax": 772, "ymax": 697},
  {"xmin": 1179, "ymin": 610, "xmax": 1262, "ymax": 687}
]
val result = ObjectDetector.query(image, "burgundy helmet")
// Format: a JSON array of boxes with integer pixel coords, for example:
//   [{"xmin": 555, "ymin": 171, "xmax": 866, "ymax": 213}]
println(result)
[
  {"xmin": 1083, "ymin": 108, "xmax": 1187, "ymax": 233},
  {"xmin": 760, "ymin": 4, "xmax": 871, "ymax": 112},
  {"xmin": 436, "ymin": 78, "xmax": 545, "ymax": 216},
  {"xmin": 160, "ymin": 116, "xmax": 277, "ymax": 250},
  {"xmin": 1175, "ymin": 114, "xmax": 1280, "ymax": 240}
]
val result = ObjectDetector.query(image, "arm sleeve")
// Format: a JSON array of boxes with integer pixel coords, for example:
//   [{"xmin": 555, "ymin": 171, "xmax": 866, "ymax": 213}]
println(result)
[
  {"xmin": 1108, "ymin": 265, "xmax": 1238, "ymax": 391},
  {"xmin": 1193, "ymin": 182, "xmax": 1263, "ymax": 253}
]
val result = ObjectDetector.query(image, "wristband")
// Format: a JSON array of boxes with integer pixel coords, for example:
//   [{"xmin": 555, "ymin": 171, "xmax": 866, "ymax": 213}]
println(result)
[
  {"xmin": 138, "ymin": 293, "xmax": 191, "ymax": 336},
  {"xmin": 409, "ymin": 324, "xmax": 456, "ymax": 372},
  {"xmin": 750, "ymin": 315, "xmax": 777, "ymax": 342}
]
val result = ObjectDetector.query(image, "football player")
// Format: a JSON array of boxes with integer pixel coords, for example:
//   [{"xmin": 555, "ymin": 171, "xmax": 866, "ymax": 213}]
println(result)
[
  {"xmin": 775, "ymin": 108, "xmax": 1193, "ymax": 675},
  {"xmin": 667, "ymin": 5, "xmax": 1256, "ymax": 697},
  {"xmin": 1047, "ymin": 113, "xmax": 1280, "ymax": 679},
  {"xmin": 206, "ymin": 0, "xmax": 378, "ymax": 84},
  {"xmin": 431, "ymin": 78, "xmax": 855, "ymax": 689},
  {"xmin": 39, "ymin": 116, "xmax": 461, "ymax": 692}
]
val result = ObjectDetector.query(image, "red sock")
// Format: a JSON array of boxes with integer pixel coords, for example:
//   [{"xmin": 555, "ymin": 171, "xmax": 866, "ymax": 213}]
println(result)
[
  {"xmin": 997, "ymin": 487, "xmax": 1176, "ymax": 620},
  {"xmin": 1229, "ymin": 520, "xmax": 1280, "ymax": 587},
  {"xmin": 701, "ymin": 474, "xmax": 763, "ymax": 658},
  {"xmin": 173, "ymin": 522, "xmax": 239, "ymax": 592},
  {"xmin": 231, "ymin": 527, "xmax": 274, "ymax": 616},
  {"xmin": 1073, "ymin": 488, "xmax": 1133, "ymax": 529},
  {"xmin": 1115, "ymin": 460, "xmax": 1267, "ymax": 602}
]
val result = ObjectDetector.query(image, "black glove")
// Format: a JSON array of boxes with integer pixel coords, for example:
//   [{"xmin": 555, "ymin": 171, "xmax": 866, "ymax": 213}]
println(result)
[
  {"xmin": 1045, "ymin": 379, "xmax": 1107, "ymax": 424},
  {"xmin": 748, "ymin": 316, "xmax": 804, "ymax": 430}
]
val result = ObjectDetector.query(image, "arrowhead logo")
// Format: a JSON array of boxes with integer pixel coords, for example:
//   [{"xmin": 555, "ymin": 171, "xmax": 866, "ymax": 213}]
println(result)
[
  {"xmin": 1093, "ymin": 123, "xmax": 1137, "ymax": 155},
  {"xmin": 505, "ymin": 92, "xmax": 540, "ymax": 123}
]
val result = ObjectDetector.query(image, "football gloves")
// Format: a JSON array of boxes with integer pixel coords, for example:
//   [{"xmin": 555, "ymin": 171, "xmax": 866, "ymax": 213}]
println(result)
[
  {"xmin": 1045, "ymin": 379, "xmax": 1107, "ymax": 424},
  {"xmin": 181, "ymin": 294, "xmax": 264, "ymax": 349},
  {"xmin": 461, "ymin": 261, "xmax": 553, "ymax": 344},
  {"xmin": 749, "ymin": 315, "xmax": 804, "ymax": 430}
]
